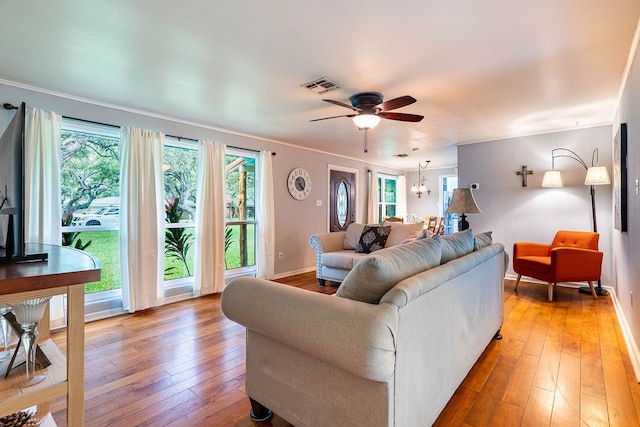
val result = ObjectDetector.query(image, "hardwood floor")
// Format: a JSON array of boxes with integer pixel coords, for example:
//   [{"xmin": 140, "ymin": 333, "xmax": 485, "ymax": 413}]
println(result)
[{"xmin": 49, "ymin": 273, "xmax": 640, "ymax": 426}]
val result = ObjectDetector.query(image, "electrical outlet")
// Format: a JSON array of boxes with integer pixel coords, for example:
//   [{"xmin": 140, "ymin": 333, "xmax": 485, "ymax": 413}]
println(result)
[{"xmin": 278, "ymin": 252, "xmax": 283, "ymax": 259}]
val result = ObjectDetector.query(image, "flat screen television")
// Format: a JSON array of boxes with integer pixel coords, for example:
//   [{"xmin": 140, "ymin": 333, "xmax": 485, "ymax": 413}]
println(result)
[{"xmin": 0, "ymin": 102, "xmax": 47, "ymax": 263}]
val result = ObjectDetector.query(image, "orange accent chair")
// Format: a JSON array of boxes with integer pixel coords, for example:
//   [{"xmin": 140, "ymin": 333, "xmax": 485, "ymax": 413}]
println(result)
[{"xmin": 513, "ymin": 230, "xmax": 603, "ymax": 301}]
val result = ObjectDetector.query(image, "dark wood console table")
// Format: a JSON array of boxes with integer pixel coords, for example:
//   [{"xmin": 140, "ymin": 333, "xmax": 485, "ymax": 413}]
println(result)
[{"xmin": 0, "ymin": 244, "xmax": 100, "ymax": 426}]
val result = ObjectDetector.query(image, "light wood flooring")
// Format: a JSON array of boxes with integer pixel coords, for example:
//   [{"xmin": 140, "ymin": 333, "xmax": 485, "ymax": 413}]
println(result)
[{"xmin": 49, "ymin": 273, "xmax": 640, "ymax": 426}]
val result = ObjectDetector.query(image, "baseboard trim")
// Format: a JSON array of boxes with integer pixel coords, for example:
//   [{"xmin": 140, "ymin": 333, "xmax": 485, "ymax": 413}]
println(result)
[
  {"xmin": 271, "ymin": 266, "xmax": 315, "ymax": 280},
  {"xmin": 505, "ymin": 274, "xmax": 640, "ymax": 382},
  {"xmin": 609, "ymin": 287, "xmax": 640, "ymax": 383},
  {"xmin": 504, "ymin": 274, "xmax": 589, "ymax": 289}
]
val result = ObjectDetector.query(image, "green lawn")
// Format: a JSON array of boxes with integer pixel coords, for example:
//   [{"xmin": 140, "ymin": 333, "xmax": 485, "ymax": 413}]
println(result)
[{"xmin": 72, "ymin": 225, "xmax": 255, "ymax": 294}]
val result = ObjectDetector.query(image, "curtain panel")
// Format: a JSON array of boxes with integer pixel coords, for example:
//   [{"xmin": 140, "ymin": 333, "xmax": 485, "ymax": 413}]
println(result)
[
  {"xmin": 119, "ymin": 127, "xmax": 165, "ymax": 312},
  {"xmin": 396, "ymin": 175, "xmax": 407, "ymax": 222},
  {"xmin": 194, "ymin": 140, "xmax": 226, "ymax": 295},
  {"xmin": 24, "ymin": 107, "xmax": 65, "ymax": 326},
  {"xmin": 256, "ymin": 151, "xmax": 275, "ymax": 279},
  {"xmin": 367, "ymin": 170, "xmax": 379, "ymax": 224}
]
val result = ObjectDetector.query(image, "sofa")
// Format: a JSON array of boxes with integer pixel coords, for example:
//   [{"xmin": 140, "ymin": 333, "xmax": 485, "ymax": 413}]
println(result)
[
  {"xmin": 222, "ymin": 229, "xmax": 505, "ymax": 426},
  {"xmin": 309, "ymin": 221, "xmax": 425, "ymax": 286}
]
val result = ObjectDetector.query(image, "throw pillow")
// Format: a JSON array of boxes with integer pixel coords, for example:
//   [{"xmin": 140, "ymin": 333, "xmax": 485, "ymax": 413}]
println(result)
[
  {"xmin": 355, "ymin": 225, "xmax": 392, "ymax": 254},
  {"xmin": 416, "ymin": 229, "xmax": 434, "ymax": 240},
  {"xmin": 438, "ymin": 228, "xmax": 475, "ymax": 264},
  {"xmin": 343, "ymin": 223, "xmax": 365, "ymax": 250},
  {"xmin": 384, "ymin": 222, "xmax": 425, "ymax": 247},
  {"xmin": 473, "ymin": 231, "xmax": 493, "ymax": 250},
  {"xmin": 336, "ymin": 236, "xmax": 442, "ymax": 304}
]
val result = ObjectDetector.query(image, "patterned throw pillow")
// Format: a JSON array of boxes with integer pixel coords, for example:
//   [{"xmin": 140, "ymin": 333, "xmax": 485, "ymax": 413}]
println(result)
[{"xmin": 355, "ymin": 225, "xmax": 392, "ymax": 254}]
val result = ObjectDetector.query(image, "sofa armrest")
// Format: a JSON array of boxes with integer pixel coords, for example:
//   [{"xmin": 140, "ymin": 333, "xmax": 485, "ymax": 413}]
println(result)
[
  {"xmin": 550, "ymin": 247, "xmax": 604, "ymax": 280},
  {"xmin": 513, "ymin": 242, "xmax": 550, "ymax": 258},
  {"xmin": 310, "ymin": 231, "xmax": 346, "ymax": 254},
  {"xmin": 221, "ymin": 277, "xmax": 397, "ymax": 382},
  {"xmin": 310, "ymin": 232, "xmax": 347, "ymax": 279}
]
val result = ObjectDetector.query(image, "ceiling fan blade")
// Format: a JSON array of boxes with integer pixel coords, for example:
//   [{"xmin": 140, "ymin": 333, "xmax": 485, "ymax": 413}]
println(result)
[
  {"xmin": 309, "ymin": 114, "xmax": 357, "ymax": 122},
  {"xmin": 378, "ymin": 112, "xmax": 424, "ymax": 122},
  {"xmin": 323, "ymin": 99, "xmax": 361, "ymax": 112},
  {"xmin": 376, "ymin": 95, "xmax": 416, "ymax": 112}
]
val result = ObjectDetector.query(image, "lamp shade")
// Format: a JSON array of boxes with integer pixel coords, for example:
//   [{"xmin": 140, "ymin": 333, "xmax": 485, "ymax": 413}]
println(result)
[
  {"xmin": 542, "ymin": 170, "xmax": 564, "ymax": 187},
  {"xmin": 445, "ymin": 188, "xmax": 482, "ymax": 214},
  {"xmin": 352, "ymin": 114, "xmax": 381, "ymax": 129},
  {"xmin": 584, "ymin": 166, "xmax": 611, "ymax": 185}
]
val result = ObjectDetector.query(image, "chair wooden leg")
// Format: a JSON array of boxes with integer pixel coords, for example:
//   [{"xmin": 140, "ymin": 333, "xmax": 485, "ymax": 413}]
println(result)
[
  {"xmin": 588, "ymin": 281, "xmax": 598, "ymax": 299},
  {"xmin": 548, "ymin": 282, "xmax": 554, "ymax": 302},
  {"xmin": 514, "ymin": 274, "xmax": 522, "ymax": 291}
]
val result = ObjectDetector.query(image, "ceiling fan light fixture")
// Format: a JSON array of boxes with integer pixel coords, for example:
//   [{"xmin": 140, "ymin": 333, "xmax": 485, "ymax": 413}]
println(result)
[{"xmin": 352, "ymin": 114, "xmax": 381, "ymax": 129}]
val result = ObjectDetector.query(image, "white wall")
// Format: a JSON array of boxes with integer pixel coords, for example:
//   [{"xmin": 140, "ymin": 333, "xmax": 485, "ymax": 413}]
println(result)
[
  {"xmin": 0, "ymin": 81, "xmax": 402, "ymax": 278},
  {"xmin": 405, "ymin": 166, "xmax": 457, "ymax": 221},
  {"xmin": 457, "ymin": 126, "xmax": 613, "ymax": 285},
  {"xmin": 613, "ymin": 29, "xmax": 640, "ymax": 358}
]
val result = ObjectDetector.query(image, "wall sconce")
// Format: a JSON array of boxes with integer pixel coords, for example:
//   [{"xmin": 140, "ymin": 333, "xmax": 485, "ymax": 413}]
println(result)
[
  {"xmin": 541, "ymin": 147, "xmax": 611, "ymax": 296},
  {"xmin": 445, "ymin": 188, "xmax": 482, "ymax": 230},
  {"xmin": 410, "ymin": 160, "xmax": 431, "ymax": 198}
]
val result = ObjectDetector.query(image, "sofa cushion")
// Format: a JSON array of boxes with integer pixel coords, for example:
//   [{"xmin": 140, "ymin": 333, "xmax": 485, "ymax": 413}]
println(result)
[
  {"xmin": 321, "ymin": 250, "xmax": 369, "ymax": 270},
  {"xmin": 355, "ymin": 225, "xmax": 392, "ymax": 254},
  {"xmin": 336, "ymin": 236, "xmax": 442, "ymax": 304},
  {"xmin": 383, "ymin": 221, "xmax": 424, "ymax": 247},
  {"xmin": 437, "ymin": 229, "xmax": 475, "ymax": 264},
  {"xmin": 474, "ymin": 231, "xmax": 493, "ymax": 250},
  {"xmin": 343, "ymin": 223, "xmax": 365, "ymax": 250}
]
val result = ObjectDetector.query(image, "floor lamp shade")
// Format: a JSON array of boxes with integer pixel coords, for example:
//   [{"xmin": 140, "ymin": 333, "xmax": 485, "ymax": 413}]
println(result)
[
  {"xmin": 584, "ymin": 166, "xmax": 611, "ymax": 185},
  {"xmin": 446, "ymin": 188, "xmax": 482, "ymax": 230},
  {"xmin": 542, "ymin": 170, "xmax": 564, "ymax": 187}
]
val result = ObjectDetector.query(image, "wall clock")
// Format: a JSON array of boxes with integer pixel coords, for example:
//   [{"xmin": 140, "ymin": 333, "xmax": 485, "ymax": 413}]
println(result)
[{"xmin": 287, "ymin": 167, "xmax": 312, "ymax": 200}]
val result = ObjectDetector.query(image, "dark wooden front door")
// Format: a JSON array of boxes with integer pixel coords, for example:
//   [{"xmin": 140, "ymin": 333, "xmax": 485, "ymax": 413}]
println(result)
[{"xmin": 329, "ymin": 169, "xmax": 356, "ymax": 232}]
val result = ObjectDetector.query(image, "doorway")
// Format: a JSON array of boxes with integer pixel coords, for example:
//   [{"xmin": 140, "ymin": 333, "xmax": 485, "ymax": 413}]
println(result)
[{"xmin": 328, "ymin": 167, "xmax": 357, "ymax": 232}]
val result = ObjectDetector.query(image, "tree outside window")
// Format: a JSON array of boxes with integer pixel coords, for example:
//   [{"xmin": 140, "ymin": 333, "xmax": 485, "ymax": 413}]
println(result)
[
  {"xmin": 377, "ymin": 175, "xmax": 397, "ymax": 221},
  {"xmin": 60, "ymin": 120, "xmax": 121, "ymax": 294},
  {"xmin": 163, "ymin": 139, "xmax": 198, "ymax": 282}
]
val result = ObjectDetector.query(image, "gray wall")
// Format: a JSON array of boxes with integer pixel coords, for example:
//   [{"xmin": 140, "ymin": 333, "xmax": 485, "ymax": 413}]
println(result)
[
  {"xmin": 405, "ymin": 166, "xmax": 457, "ymax": 220},
  {"xmin": 0, "ymin": 82, "xmax": 402, "ymax": 278},
  {"xmin": 457, "ymin": 125, "xmax": 613, "ymax": 285},
  {"xmin": 613, "ymin": 36, "xmax": 640, "ymax": 353}
]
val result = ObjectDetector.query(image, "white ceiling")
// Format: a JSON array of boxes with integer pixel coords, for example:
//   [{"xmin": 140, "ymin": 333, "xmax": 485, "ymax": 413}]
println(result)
[{"xmin": 1, "ymin": 1, "xmax": 639, "ymax": 170}]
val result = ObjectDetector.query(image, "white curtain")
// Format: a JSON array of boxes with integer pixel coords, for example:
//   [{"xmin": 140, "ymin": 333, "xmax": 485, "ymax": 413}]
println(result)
[
  {"xmin": 25, "ymin": 108, "xmax": 62, "ymax": 245},
  {"xmin": 24, "ymin": 107, "xmax": 65, "ymax": 325},
  {"xmin": 194, "ymin": 141, "xmax": 226, "ymax": 295},
  {"xmin": 256, "ymin": 151, "xmax": 275, "ymax": 279},
  {"xmin": 367, "ymin": 170, "xmax": 379, "ymax": 224},
  {"xmin": 396, "ymin": 175, "xmax": 407, "ymax": 221},
  {"xmin": 119, "ymin": 127, "xmax": 165, "ymax": 312}
]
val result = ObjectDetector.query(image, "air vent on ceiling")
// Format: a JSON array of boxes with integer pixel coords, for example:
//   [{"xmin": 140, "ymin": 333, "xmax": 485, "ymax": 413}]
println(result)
[
  {"xmin": 301, "ymin": 77, "xmax": 341, "ymax": 94},
  {"xmin": 394, "ymin": 153, "xmax": 409, "ymax": 158}
]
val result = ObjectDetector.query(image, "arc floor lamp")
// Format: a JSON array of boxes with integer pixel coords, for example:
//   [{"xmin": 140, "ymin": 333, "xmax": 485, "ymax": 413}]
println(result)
[{"xmin": 541, "ymin": 147, "xmax": 611, "ymax": 296}]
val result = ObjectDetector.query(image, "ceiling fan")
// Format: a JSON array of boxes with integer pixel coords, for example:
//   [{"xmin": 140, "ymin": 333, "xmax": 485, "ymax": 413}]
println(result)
[{"xmin": 310, "ymin": 92, "xmax": 424, "ymax": 152}]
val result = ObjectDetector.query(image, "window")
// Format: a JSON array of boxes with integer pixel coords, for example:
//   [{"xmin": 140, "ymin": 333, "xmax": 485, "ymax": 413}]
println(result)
[
  {"xmin": 60, "ymin": 120, "xmax": 262, "ymax": 317},
  {"xmin": 378, "ymin": 175, "xmax": 397, "ymax": 221},
  {"xmin": 163, "ymin": 137, "xmax": 198, "ymax": 289},
  {"xmin": 60, "ymin": 119, "xmax": 122, "ymax": 310},
  {"xmin": 225, "ymin": 149, "xmax": 257, "ymax": 273},
  {"xmin": 440, "ymin": 175, "xmax": 458, "ymax": 234}
]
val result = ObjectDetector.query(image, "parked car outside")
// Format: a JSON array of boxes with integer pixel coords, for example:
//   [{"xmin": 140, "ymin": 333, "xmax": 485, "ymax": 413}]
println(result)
[{"xmin": 71, "ymin": 207, "xmax": 120, "ymax": 226}]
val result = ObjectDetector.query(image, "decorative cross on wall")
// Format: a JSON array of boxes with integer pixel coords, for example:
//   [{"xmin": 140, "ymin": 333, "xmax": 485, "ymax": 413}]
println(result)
[{"xmin": 516, "ymin": 165, "xmax": 534, "ymax": 187}]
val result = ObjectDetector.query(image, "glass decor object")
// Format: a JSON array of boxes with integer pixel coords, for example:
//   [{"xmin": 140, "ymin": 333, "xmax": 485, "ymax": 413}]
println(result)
[
  {"xmin": 9, "ymin": 297, "xmax": 52, "ymax": 387},
  {"xmin": 0, "ymin": 305, "xmax": 12, "ymax": 361},
  {"xmin": 337, "ymin": 181, "xmax": 348, "ymax": 227}
]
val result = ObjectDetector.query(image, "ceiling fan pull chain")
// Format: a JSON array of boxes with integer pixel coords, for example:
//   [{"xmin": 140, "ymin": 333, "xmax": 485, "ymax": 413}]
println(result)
[{"xmin": 364, "ymin": 128, "xmax": 368, "ymax": 153}]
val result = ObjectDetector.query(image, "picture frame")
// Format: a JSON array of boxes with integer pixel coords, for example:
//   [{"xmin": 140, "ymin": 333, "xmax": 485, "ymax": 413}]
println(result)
[{"xmin": 614, "ymin": 123, "xmax": 628, "ymax": 232}]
